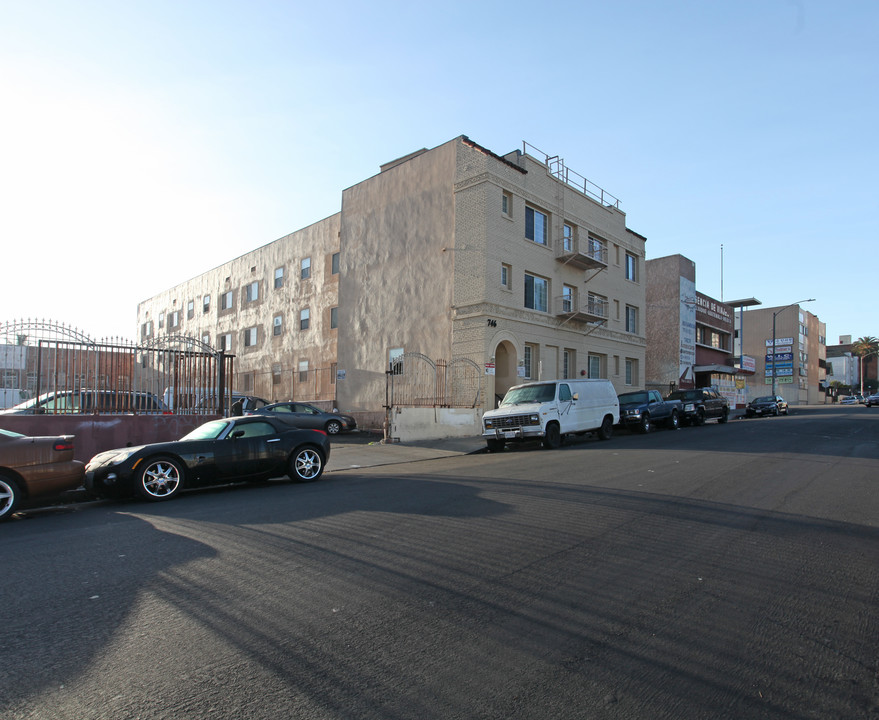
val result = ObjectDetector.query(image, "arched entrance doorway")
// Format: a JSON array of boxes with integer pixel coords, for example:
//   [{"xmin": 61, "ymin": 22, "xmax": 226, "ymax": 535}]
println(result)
[{"xmin": 493, "ymin": 340, "xmax": 518, "ymax": 407}]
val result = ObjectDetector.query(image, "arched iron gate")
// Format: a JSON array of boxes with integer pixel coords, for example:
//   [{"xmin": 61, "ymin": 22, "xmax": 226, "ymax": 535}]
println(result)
[{"xmin": 385, "ymin": 353, "xmax": 481, "ymax": 410}]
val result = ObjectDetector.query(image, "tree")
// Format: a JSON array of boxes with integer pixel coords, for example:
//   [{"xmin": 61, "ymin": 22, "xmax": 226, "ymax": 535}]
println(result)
[{"xmin": 852, "ymin": 336, "xmax": 879, "ymax": 396}]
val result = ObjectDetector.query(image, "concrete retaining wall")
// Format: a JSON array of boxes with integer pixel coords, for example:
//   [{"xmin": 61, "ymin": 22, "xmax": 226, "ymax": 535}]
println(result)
[{"xmin": 389, "ymin": 407, "xmax": 481, "ymax": 443}]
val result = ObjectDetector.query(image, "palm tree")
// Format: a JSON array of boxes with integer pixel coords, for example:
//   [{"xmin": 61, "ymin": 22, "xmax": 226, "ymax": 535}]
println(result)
[{"xmin": 852, "ymin": 336, "xmax": 879, "ymax": 396}]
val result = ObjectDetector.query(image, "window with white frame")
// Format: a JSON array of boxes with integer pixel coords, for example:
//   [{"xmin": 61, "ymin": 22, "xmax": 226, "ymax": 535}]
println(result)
[
  {"xmin": 202, "ymin": 333, "xmax": 210, "ymax": 346},
  {"xmin": 220, "ymin": 291, "xmax": 233, "ymax": 310},
  {"xmin": 501, "ymin": 263, "xmax": 511, "ymax": 290},
  {"xmin": 563, "ymin": 223, "xmax": 573, "ymax": 252},
  {"xmin": 243, "ymin": 326, "xmax": 257, "ymax": 347},
  {"xmin": 625, "ymin": 252, "xmax": 638, "ymax": 281},
  {"xmin": 300, "ymin": 308, "xmax": 310, "ymax": 330},
  {"xmin": 525, "ymin": 206, "xmax": 548, "ymax": 245},
  {"xmin": 625, "ymin": 358, "xmax": 637, "ymax": 386},
  {"xmin": 298, "ymin": 360, "xmax": 309, "ymax": 382},
  {"xmin": 524, "ymin": 343, "xmax": 538, "ymax": 380},
  {"xmin": 274, "ymin": 267, "xmax": 284, "ymax": 289},
  {"xmin": 203, "ymin": 294, "xmax": 211, "ymax": 313},
  {"xmin": 588, "ymin": 354, "xmax": 603, "ymax": 379},
  {"xmin": 170, "ymin": 311, "xmax": 179, "ymax": 328},
  {"xmin": 300, "ymin": 257, "xmax": 311, "ymax": 279},
  {"xmin": 562, "ymin": 285, "xmax": 575, "ymax": 313},
  {"xmin": 218, "ymin": 333, "xmax": 232, "ymax": 352},
  {"xmin": 273, "ymin": 315, "xmax": 283, "ymax": 336},
  {"xmin": 245, "ymin": 281, "xmax": 259, "ymax": 303},
  {"xmin": 158, "ymin": 311, "xmax": 164, "ymax": 328},
  {"xmin": 502, "ymin": 190, "xmax": 513, "ymax": 217},
  {"xmin": 524, "ymin": 273, "xmax": 548, "ymax": 312},
  {"xmin": 563, "ymin": 349, "xmax": 575, "ymax": 379},
  {"xmin": 626, "ymin": 305, "xmax": 638, "ymax": 334},
  {"xmin": 187, "ymin": 300, "xmax": 194, "ymax": 319}
]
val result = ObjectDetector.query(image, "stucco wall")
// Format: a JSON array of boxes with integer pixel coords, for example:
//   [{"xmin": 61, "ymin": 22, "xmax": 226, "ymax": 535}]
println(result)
[{"xmin": 388, "ymin": 407, "xmax": 481, "ymax": 443}]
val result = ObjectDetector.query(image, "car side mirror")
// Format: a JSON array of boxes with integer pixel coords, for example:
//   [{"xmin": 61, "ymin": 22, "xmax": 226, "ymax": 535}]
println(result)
[
  {"xmin": 571, "ymin": 393, "xmax": 579, "ymax": 401},
  {"xmin": 231, "ymin": 429, "xmax": 245, "ymax": 439}
]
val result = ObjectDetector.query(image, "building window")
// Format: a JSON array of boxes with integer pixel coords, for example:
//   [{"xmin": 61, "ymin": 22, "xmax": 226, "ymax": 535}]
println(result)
[
  {"xmin": 563, "ymin": 349, "xmax": 575, "ymax": 379},
  {"xmin": 301, "ymin": 257, "xmax": 311, "ymax": 279},
  {"xmin": 245, "ymin": 281, "xmax": 259, "ymax": 303},
  {"xmin": 202, "ymin": 333, "xmax": 210, "ymax": 346},
  {"xmin": 221, "ymin": 291, "xmax": 233, "ymax": 310},
  {"xmin": 502, "ymin": 190, "xmax": 512, "ymax": 217},
  {"xmin": 524, "ymin": 344, "xmax": 538, "ymax": 380},
  {"xmin": 141, "ymin": 321, "xmax": 153, "ymax": 339},
  {"xmin": 524, "ymin": 273, "xmax": 548, "ymax": 312},
  {"xmin": 300, "ymin": 308, "xmax": 310, "ymax": 330},
  {"xmin": 187, "ymin": 300, "xmax": 194, "ymax": 319},
  {"xmin": 170, "ymin": 311, "xmax": 179, "ymax": 328},
  {"xmin": 525, "ymin": 206, "xmax": 548, "ymax": 245},
  {"xmin": 389, "ymin": 347, "xmax": 404, "ymax": 375},
  {"xmin": 332, "ymin": 252, "xmax": 340, "ymax": 275},
  {"xmin": 298, "ymin": 361, "xmax": 309, "ymax": 383},
  {"xmin": 273, "ymin": 315, "xmax": 283, "ymax": 336},
  {"xmin": 563, "ymin": 223, "xmax": 573, "ymax": 252},
  {"xmin": 330, "ymin": 307, "xmax": 338, "ymax": 329},
  {"xmin": 203, "ymin": 294, "xmax": 211, "ymax": 313},
  {"xmin": 626, "ymin": 305, "xmax": 638, "ymax": 334},
  {"xmin": 501, "ymin": 263, "xmax": 511, "ymax": 290},
  {"xmin": 158, "ymin": 311, "xmax": 164, "ymax": 328},
  {"xmin": 625, "ymin": 358, "xmax": 637, "ymax": 386},
  {"xmin": 625, "ymin": 252, "xmax": 638, "ymax": 282},
  {"xmin": 218, "ymin": 333, "xmax": 232, "ymax": 352},
  {"xmin": 562, "ymin": 285, "xmax": 575, "ymax": 313},
  {"xmin": 274, "ymin": 267, "xmax": 284, "ymax": 289},
  {"xmin": 588, "ymin": 354, "xmax": 603, "ymax": 379},
  {"xmin": 243, "ymin": 327, "xmax": 258, "ymax": 347}
]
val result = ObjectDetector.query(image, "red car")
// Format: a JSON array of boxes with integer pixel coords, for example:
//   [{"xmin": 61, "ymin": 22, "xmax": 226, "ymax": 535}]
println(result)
[{"xmin": 0, "ymin": 429, "xmax": 85, "ymax": 520}]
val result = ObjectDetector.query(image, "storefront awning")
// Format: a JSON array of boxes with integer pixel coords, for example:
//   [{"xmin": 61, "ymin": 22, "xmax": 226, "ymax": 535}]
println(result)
[{"xmin": 694, "ymin": 364, "xmax": 738, "ymax": 375}]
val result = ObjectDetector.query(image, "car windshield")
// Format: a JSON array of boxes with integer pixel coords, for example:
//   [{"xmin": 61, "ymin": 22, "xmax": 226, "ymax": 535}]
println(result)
[
  {"xmin": 5, "ymin": 392, "xmax": 53, "ymax": 411},
  {"xmin": 500, "ymin": 384, "xmax": 556, "ymax": 406},
  {"xmin": 180, "ymin": 419, "xmax": 230, "ymax": 441},
  {"xmin": 753, "ymin": 396, "xmax": 774, "ymax": 403},
  {"xmin": 0, "ymin": 428, "xmax": 25, "ymax": 439},
  {"xmin": 618, "ymin": 392, "xmax": 648, "ymax": 404}
]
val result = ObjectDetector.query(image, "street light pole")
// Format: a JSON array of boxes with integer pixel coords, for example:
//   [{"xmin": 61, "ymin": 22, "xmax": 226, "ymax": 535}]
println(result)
[{"xmin": 771, "ymin": 298, "xmax": 816, "ymax": 397}]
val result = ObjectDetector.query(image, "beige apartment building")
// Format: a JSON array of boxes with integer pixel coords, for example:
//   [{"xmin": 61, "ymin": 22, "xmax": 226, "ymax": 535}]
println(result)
[{"xmin": 137, "ymin": 136, "xmax": 647, "ymax": 422}]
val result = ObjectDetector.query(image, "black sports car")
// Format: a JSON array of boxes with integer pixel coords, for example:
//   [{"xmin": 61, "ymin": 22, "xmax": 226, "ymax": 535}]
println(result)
[{"xmin": 84, "ymin": 415, "xmax": 331, "ymax": 502}]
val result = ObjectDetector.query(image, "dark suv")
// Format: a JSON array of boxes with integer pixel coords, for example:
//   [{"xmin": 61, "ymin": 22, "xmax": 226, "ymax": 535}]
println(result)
[{"xmin": 665, "ymin": 387, "xmax": 730, "ymax": 426}]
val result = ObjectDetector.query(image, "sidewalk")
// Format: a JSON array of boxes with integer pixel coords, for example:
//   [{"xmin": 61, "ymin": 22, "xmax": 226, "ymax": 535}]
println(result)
[{"xmin": 327, "ymin": 431, "xmax": 486, "ymax": 472}]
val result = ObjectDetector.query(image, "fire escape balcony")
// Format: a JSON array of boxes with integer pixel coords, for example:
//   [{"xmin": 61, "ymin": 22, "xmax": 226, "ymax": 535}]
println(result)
[
  {"xmin": 556, "ymin": 237, "xmax": 608, "ymax": 271},
  {"xmin": 555, "ymin": 295, "xmax": 609, "ymax": 324}
]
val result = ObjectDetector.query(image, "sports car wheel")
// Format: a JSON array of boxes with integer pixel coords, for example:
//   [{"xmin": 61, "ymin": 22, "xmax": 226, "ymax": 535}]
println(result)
[
  {"xmin": 0, "ymin": 473, "xmax": 22, "ymax": 520},
  {"xmin": 289, "ymin": 447, "xmax": 324, "ymax": 482},
  {"xmin": 137, "ymin": 457, "xmax": 184, "ymax": 502},
  {"xmin": 325, "ymin": 420, "xmax": 342, "ymax": 435}
]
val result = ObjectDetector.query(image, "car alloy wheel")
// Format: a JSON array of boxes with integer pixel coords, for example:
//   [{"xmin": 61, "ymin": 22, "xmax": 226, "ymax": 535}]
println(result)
[
  {"xmin": 0, "ymin": 474, "xmax": 21, "ymax": 520},
  {"xmin": 290, "ymin": 447, "xmax": 324, "ymax": 482},
  {"xmin": 137, "ymin": 457, "xmax": 184, "ymax": 501}
]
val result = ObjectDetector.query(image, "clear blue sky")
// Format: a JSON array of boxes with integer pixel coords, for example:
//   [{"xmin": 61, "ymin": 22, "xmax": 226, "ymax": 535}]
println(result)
[{"xmin": 2, "ymin": 0, "xmax": 875, "ymax": 345}]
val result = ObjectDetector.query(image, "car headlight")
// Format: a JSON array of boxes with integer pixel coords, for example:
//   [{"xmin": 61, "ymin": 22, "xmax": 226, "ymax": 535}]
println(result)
[
  {"xmin": 684, "ymin": 403, "xmax": 695, "ymax": 412},
  {"xmin": 107, "ymin": 448, "xmax": 139, "ymax": 464}
]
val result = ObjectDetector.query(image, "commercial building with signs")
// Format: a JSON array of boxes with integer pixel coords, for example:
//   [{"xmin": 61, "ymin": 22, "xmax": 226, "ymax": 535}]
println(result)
[
  {"xmin": 735, "ymin": 305, "xmax": 827, "ymax": 405},
  {"xmin": 136, "ymin": 136, "xmax": 648, "ymax": 425},
  {"xmin": 645, "ymin": 255, "xmax": 743, "ymax": 405}
]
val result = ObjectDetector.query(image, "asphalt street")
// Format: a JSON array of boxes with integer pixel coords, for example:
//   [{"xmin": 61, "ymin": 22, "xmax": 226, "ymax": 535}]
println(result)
[{"xmin": 2, "ymin": 405, "xmax": 877, "ymax": 719}]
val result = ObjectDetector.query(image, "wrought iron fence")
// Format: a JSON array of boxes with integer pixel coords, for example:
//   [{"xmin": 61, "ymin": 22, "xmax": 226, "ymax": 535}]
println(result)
[{"xmin": 386, "ymin": 354, "xmax": 481, "ymax": 409}]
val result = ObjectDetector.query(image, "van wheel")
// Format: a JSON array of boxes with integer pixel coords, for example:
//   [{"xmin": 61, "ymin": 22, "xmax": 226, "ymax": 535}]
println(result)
[
  {"xmin": 486, "ymin": 439, "xmax": 505, "ymax": 453},
  {"xmin": 543, "ymin": 423, "xmax": 561, "ymax": 449},
  {"xmin": 597, "ymin": 416, "xmax": 614, "ymax": 441}
]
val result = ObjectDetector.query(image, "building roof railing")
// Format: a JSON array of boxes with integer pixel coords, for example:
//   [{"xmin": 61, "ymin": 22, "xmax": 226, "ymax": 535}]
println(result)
[{"xmin": 522, "ymin": 142, "xmax": 621, "ymax": 210}]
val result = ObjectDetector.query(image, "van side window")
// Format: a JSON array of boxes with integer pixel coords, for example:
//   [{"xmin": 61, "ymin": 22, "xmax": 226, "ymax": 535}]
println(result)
[{"xmin": 559, "ymin": 384, "xmax": 572, "ymax": 402}]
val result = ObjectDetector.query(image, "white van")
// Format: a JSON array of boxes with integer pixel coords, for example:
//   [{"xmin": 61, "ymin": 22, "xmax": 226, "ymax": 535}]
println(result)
[{"xmin": 481, "ymin": 379, "xmax": 619, "ymax": 451}]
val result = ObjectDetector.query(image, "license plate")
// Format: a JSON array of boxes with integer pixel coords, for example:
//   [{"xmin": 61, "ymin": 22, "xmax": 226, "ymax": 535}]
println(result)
[{"xmin": 502, "ymin": 430, "xmax": 517, "ymax": 439}]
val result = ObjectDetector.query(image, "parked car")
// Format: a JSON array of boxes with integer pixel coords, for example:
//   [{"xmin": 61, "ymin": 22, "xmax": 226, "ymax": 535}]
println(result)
[
  {"xmin": 1, "ymin": 389, "xmax": 169, "ymax": 415},
  {"xmin": 248, "ymin": 402, "xmax": 357, "ymax": 435},
  {"xmin": 0, "ymin": 429, "xmax": 85, "ymax": 520},
  {"xmin": 84, "ymin": 415, "xmax": 330, "ymax": 502},
  {"xmin": 617, "ymin": 390, "xmax": 681, "ymax": 432},
  {"xmin": 839, "ymin": 396, "xmax": 859, "ymax": 405},
  {"xmin": 481, "ymin": 379, "xmax": 619, "ymax": 451},
  {"xmin": 745, "ymin": 395, "xmax": 789, "ymax": 418},
  {"xmin": 865, "ymin": 393, "xmax": 879, "ymax": 407},
  {"xmin": 664, "ymin": 387, "xmax": 730, "ymax": 426}
]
